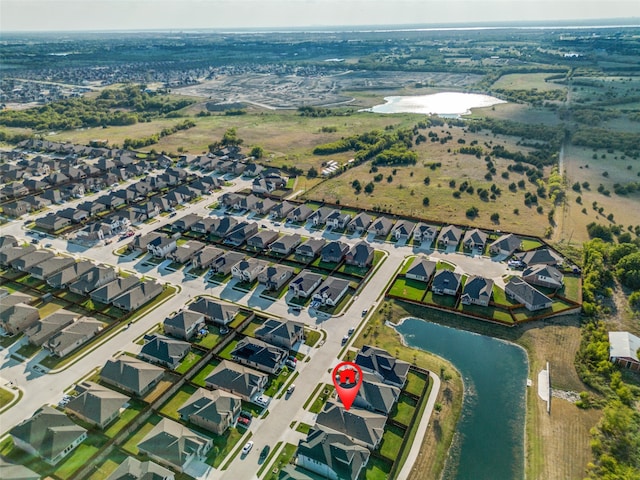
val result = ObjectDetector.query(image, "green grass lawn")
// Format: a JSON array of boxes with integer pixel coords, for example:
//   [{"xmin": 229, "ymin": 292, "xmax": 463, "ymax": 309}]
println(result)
[
  {"xmin": 378, "ymin": 424, "xmax": 406, "ymax": 461},
  {"xmin": 264, "ymin": 367, "xmax": 292, "ymax": 397},
  {"xmin": 241, "ymin": 317, "xmax": 266, "ymax": 337},
  {"xmin": 317, "ymin": 289, "xmax": 354, "ymax": 315},
  {"xmin": 520, "ymin": 238, "xmax": 544, "ymax": 251},
  {"xmin": 233, "ymin": 279, "xmax": 258, "ymax": 291},
  {"xmin": 304, "ymin": 329, "xmax": 321, "ymax": 347},
  {"xmin": 218, "ymin": 339, "xmax": 239, "ymax": 360},
  {"xmin": 104, "ymin": 401, "xmax": 145, "ymax": 438},
  {"xmin": 194, "ymin": 325, "xmax": 223, "ymax": 350},
  {"xmin": 122, "ymin": 414, "xmax": 162, "ymax": 455},
  {"xmin": 436, "ymin": 261, "xmax": 455, "ymax": 271},
  {"xmin": 205, "ymin": 427, "xmax": 244, "ymax": 468},
  {"xmin": 15, "ymin": 342, "xmax": 40, "ymax": 358},
  {"xmin": 561, "ymin": 275, "xmax": 581, "ymax": 303},
  {"xmin": 87, "ymin": 449, "xmax": 129, "ymax": 480},
  {"xmin": 364, "ymin": 455, "xmax": 393, "ymax": 480},
  {"xmin": 491, "ymin": 285, "xmax": 519, "ymax": 307},
  {"xmin": 0, "ymin": 333, "xmax": 22, "ymax": 348},
  {"xmin": 340, "ymin": 263, "xmax": 370, "ymax": 278},
  {"xmin": 423, "ymin": 290, "xmax": 457, "ymax": 308},
  {"xmin": 54, "ymin": 432, "xmax": 106, "ymax": 480},
  {"xmin": 404, "ymin": 371, "xmax": 428, "ymax": 396},
  {"xmin": 399, "ymin": 256, "xmax": 418, "ymax": 275},
  {"xmin": 309, "ymin": 384, "xmax": 335, "ymax": 414},
  {"xmin": 159, "ymin": 384, "xmax": 197, "ymax": 420},
  {"xmin": 0, "ymin": 436, "xmax": 54, "ymax": 477},
  {"xmin": 389, "ymin": 277, "xmax": 427, "ymax": 301},
  {"xmin": 229, "ymin": 310, "xmax": 251, "ymax": 328},
  {"xmin": 458, "ymin": 302, "xmax": 515, "ymax": 323},
  {"xmin": 191, "ymin": 359, "xmax": 221, "ymax": 387},
  {"xmin": 390, "ymin": 394, "xmax": 417, "ymax": 427},
  {"xmin": 0, "ymin": 386, "xmax": 15, "ymax": 409},
  {"xmin": 263, "ymin": 443, "xmax": 297, "ymax": 480},
  {"xmin": 175, "ymin": 350, "xmax": 204, "ymax": 374},
  {"xmin": 295, "ymin": 422, "xmax": 312, "ymax": 434}
]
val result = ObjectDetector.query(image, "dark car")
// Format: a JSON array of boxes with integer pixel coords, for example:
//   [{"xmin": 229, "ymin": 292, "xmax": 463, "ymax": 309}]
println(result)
[
  {"xmin": 260, "ymin": 445, "xmax": 271, "ymax": 461},
  {"xmin": 239, "ymin": 410, "xmax": 253, "ymax": 420}
]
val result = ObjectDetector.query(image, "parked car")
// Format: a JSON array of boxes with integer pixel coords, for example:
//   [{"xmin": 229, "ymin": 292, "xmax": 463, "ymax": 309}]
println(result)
[
  {"xmin": 260, "ymin": 445, "xmax": 271, "ymax": 461},
  {"xmin": 287, "ymin": 355, "xmax": 297, "ymax": 363},
  {"xmin": 169, "ymin": 212, "xmax": 177, "ymax": 218},
  {"xmin": 255, "ymin": 395, "xmax": 270, "ymax": 407},
  {"xmin": 341, "ymin": 335, "xmax": 349, "ymax": 345},
  {"xmin": 286, "ymin": 360, "xmax": 296, "ymax": 369},
  {"xmin": 44, "ymin": 243, "xmax": 52, "ymax": 248},
  {"xmin": 242, "ymin": 441, "xmax": 254, "ymax": 455},
  {"xmin": 240, "ymin": 410, "xmax": 253, "ymax": 420},
  {"xmin": 348, "ymin": 327, "xmax": 355, "ymax": 335},
  {"xmin": 30, "ymin": 238, "xmax": 39, "ymax": 244},
  {"xmin": 287, "ymin": 384, "xmax": 296, "ymax": 395},
  {"xmin": 361, "ymin": 309, "xmax": 368, "ymax": 316},
  {"xmin": 237, "ymin": 416, "xmax": 251, "ymax": 427}
]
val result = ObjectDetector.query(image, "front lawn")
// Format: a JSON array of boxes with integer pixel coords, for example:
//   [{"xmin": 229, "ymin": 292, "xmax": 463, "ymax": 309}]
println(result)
[
  {"xmin": 264, "ymin": 367, "xmax": 292, "ymax": 397},
  {"xmin": 309, "ymin": 384, "xmax": 335, "ymax": 414},
  {"xmin": 191, "ymin": 359, "xmax": 221, "ymax": 387},
  {"xmin": 159, "ymin": 384, "xmax": 197, "ymax": 420},
  {"xmin": 205, "ymin": 427, "xmax": 244, "ymax": 468},
  {"xmin": 175, "ymin": 350, "xmax": 204, "ymax": 374},
  {"xmin": 295, "ymin": 422, "xmax": 312, "ymax": 434},
  {"xmin": 263, "ymin": 443, "xmax": 297, "ymax": 480},
  {"xmin": 304, "ymin": 328, "xmax": 321, "ymax": 347},
  {"xmin": 389, "ymin": 277, "xmax": 427, "ymax": 301},
  {"xmin": 16, "ymin": 342, "xmax": 40, "ymax": 358},
  {"xmin": 0, "ymin": 386, "xmax": 15, "ymax": 409}
]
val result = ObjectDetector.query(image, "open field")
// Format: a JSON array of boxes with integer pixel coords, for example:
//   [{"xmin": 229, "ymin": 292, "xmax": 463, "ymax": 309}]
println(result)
[{"xmin": 492, "ymin": 73, "xmax": 567, "ymax": 92}]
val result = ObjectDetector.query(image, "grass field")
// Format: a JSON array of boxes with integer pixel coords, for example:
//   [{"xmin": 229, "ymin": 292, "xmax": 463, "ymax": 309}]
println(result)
[
  {"xmin": 390, "ymin": 394, "xmax": 417, "ymax": 426},
  {"xmin": 103, "ymin": 402, "xmax": 145, "ymax": 438},
  {"xmin": 174, "ymin": 350, "xmax": 204, "ymax": 374},
  {"xmin": 389, "ymin": 277, "xmax": 427, "ymax": 301},
  {"xmin": 492, "ymin": 73, "xmax": 567, "ymax": 92},
  {"xmin": 0, "ymin": 386, "xmax": 16, "ymax": 409},
  {"xmin": 309, "ymin": 384, "xmax": 335, "ymax": 414},
  {"xmin": 121, "ymin": 413, "xmax": 162, "ymax": 455},
  {"xmin": 379, "ymin": 424, "xmax": 406, "ymax": 461},
  {"xmin": 191, "ymin": 358, "xmax": 221, "ymax": 387},
  {"xmin": 159, "ymin": 384, "xmax": 197, "ymax": 419}
]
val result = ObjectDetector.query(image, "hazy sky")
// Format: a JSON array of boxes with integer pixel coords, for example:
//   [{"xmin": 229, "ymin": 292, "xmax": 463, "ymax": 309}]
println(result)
[{"xmin": 2, "ymin": 0, "xmax": 639, "ymax": 32}]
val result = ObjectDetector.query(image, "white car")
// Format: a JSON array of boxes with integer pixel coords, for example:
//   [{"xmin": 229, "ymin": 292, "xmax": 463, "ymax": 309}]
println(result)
[
  {"xmin": 242, "ymin": 441, "xmax": 254, "ymax": 455},
  {"xmin": 255, "ymin": 395, "xmax": 271, "ymax": 407}
]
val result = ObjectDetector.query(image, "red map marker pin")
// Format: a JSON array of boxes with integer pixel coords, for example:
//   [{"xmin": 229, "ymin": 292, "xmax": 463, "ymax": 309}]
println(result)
[{"xmin": 332, "ymin": 361, "xmax": 363, "ymax": 411}]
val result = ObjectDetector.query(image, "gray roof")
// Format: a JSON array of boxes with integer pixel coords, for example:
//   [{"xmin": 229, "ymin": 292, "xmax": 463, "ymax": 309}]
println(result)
[
  {"xmin": 69, "ymin": 266, "xmax": 116, "ymax": 293},
  {"xmin": 140, "ymin": 335, "xmax": 191, "ymax": 366},
  {"xmin": 270, "ymin": 233, "xmax": 301, "ymax": 252},
  {"xmin": 47, "ymin": 260, "xmax": 94, "ymax": 288},
  {"xmin": 112, "ymin": 280, "xmax": 163, "ymax": 311},
  {"xmin": 137, "ymin": 418, "xmax": 211, "ymax": 469},
  {"xmin": 178, "ymin": 388, "xmax": 241, "ymax": 425},
  {"xmin": 392, "ymin": 219, "xmax": 416, "ymax": 236},
  {"xmin": 0, "ymin": 235, "xmax": 18, "ymax": 250},
  {"xmin": 0, "ymin": 245, "xmax": 36, "ymax": 266},
  {"xmin": 314, "ymin": 276, "xmax": 350, "ymax": 302},
  {"xmin": 193, "ymin": 245, "xmax": 224, "ymax": 265},
  {"xmin": 91, "ymin": 276, "xmax": 141, "ymax": 303},
  {"xmin": 432, "ymin": 269, "xmax": 462, "ymax": 292},
  {"xmin": 105, "ymin": 457, "xmax": 175, "ymax": 480},
  {"xmin": 461, "ymin": 276, "xmax": 494, "ymax": 302},
  {"xmin": 28, "ymin": 255, "xmax": 76, "ymax": 278},
  {"xmin": 321, "ymin": 241, "xmax": 349, "ymax": 260},
  {"xmin": 505, "ymin": 277, "xmax": 552, "ymax": 308},
  {"xmin": 296, "ymin": 238, "xmax": 326, "ymax": 255},
  {"xmin": 297, "ymin": 426, "xmax": 370, "ymax": 480},
  {"xmin": 231, "ymin": 337, "xmax": 287, "ymax": 372},
  {"xmin": 355, "ymin": 345, "xmax": 410, "ymax": 387},
  {"xmin": 164, "ymin": 310, "xmax": 205, "ymax": 334},
  {"xmin": 515, "ymin": 248, "xmax": 562, "ymax": 266},
  {"xmin": 348, "ymin": 212, "xmax": 372, "ymax": 230},
  {"xmin": 255, "ymin": 318, "xmax": 304, "ymax": 345},
  {"xmin": 368, "ymin": 216, "xmax": 394, "ymax": 234},
  {"xmin": 463, "ymin": 228, "xmax": 487, "ymax": 246},
  {"xmin": 609, "ymin": 331, "xmax": 640, "ymax": 362},
  {"xmin": 522, "ymin": 264, "xmax": 564, "ymax": 288},
  {"xmin": 205, "ymin": 360, "xmax": 268, "ymax": 399},
  {"xmin": 46, "ymin": 317, "xmax": 103, "ymax": 355},
  {"xmin": 0, "ymin": 458, "xmax": 40, "ymax": 480},
  {"xmin": 489, "ymin": 233, "xmax": 521, "ymax": 253},
  {"xmin": 65, "ymin": 381, "xmax": 129, "ymax": 426},
  {"xmin": 188, "ymin": 298, "xmax": 239, "ymax": 324},
  {"xmin": 438, "ymin": 225, "xmax": 463, "ymax": 244},
  {"xmin": 11, "ymin": 250, "xmax": 55, "ymax": 270},
  {"xmin": 101, "ymin": 356, "xmax": 164, "ymax": 396},
  {"xmin": 406, "ymin": 258, "xmax": 436, "ymax": 279},
  {"xmin": 289, "ymin": 271, "xmax": 324, "ymax": 293},
  {"xmin": 346, "ymin": 241, "xmax": 374, "ymax": 264},
  {"xmin": 24, "ymin": 309, "xmax": 79, "ymax": 346},
  {"xmin": 9, "ymin": 405, "xmax": 87, "ymax": 462},
  {"xmin": 355, "ymin": 372, "xmax": 401, "ymax": 414},
  {"xmin": 316, "ymin": 402, "xmax": 386, "ymax": 448}
]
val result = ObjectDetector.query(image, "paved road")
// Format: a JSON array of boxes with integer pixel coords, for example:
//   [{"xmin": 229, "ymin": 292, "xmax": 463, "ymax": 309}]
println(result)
[{"xmin": 0, "ymin": 168, "xmax": 514, "ymax": 477}]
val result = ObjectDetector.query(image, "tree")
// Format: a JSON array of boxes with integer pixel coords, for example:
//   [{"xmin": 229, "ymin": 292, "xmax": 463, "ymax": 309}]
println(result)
[
  {"xmin": 250, "ymin": 146, "xmax": 264, "ymax": 158},
  {"xmin": 364, "ymin": 182, "xmax": 375, "ymax": 194},
  {"xmin": 490, "ymin": 213, "xmax": 500, "ymax": 223},
  {"xmin": 307, "ymin": 167, "xmax": 318, "ymax": 178},
  {"xmin": 422, "ymin": 196, "xmax": 430, "ymax": 207},
  {"xmin": 424, "ymin": 176, "xmax": 431, "ymax": 185},
  {"xmin": 466, "ymin": 206, "xmax": 479, "ymax": 218},
  {"xmin": 221, "ymin": 127, "xmax": 243, "ymax": 146}
]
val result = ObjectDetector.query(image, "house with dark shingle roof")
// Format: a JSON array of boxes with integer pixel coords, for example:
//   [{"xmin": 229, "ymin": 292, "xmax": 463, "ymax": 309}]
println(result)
[
  {"xmin": 10, "ymin": 405, "xmax": 87, "ymax": 465},
  {"xmin": 353, "ymin": 372, "xmax": 401, "ymax": 415},
  {"xmin": 105, "ymin": 457, "xmax": 175, "ymax": 480},
  {"xmin": 225, "ymin": 221, "xmax": 259, "ymax": 247},
  {"xmin": 255, "ymin": 318, "xmax": 305, "ymax": 350},
  {"xmin": 0, "ymin": 303, "xmax": 40, "ymax": 336},
  {"xmin": 289, "ymin": 271, "xmax": 323, "ymax": 298},
  {"xmin": 406, "ymin": 258, "xmax": 436, "ymax": 283},
  {"xmin": 413, "ymin": 223, "xmax": 439, "ymax": 243},
  {"xmin": 164, "ymin": 310, "xmax": 206, "ymax": 341},
  {"xmin": 28, "ymin": 256, "xmax": 76, "ymax": 280},
  {"xmin": 112, "ymin": 280, "xmax": 163, "ymax": 312},
  {"xmin": 147, "ymin": 235, "xmax": 178, "ymax": 258},
  {"xmin": 297, "ymin": 426, "xmax": 370, "ymax": 480},
  {"xmin": 515, "ymin": 248, "xmax": 563, "ymax": 267},
  {"xmin": 489, "ymin": 233, "xmax": 522, "ymax": 256},
  {"xmin": 355, "ymin": 345, "xmax": 410, "ymax": 388},
  {"xmin": 188, "ymin": 298, "xmax": 239, "ymax": 326},
  {"xmin": 34, "ymin": 214, "xmax": 71, "ymax": 233},
  {"xmin": 170, "ymin": 240, "xmax": 206, "ymax": 264},
  {"xmin": 321, "ymin": 241, "xmax": 349, "ymax": 263},
  {"xmin": 258, "ymin": 264, "xmax": 294, "ymax": 291},
  {"xmin": 211, "ymin": 216, "xmax": 239, "ymax": 238},
  {"xmin": 90, "ymin": 276, "xmax": 140, "ymax": 304},
  {"xmin": 0, "ymin": 458, "xmax": 40, "ymax": 480},
  {"xmin": 210, "ymin": 251, "xmax": 245, "ymax": 275},
  {"xmin": 326, "ymin": 210, "xmax": 352, "ymax": 230},
  {"xmin": 505, "ymin": 277, "xmax": 553, "ymax": 311},
  {"xmin": 316, "ymin": 402, "xmax": 386, "ymax": 449},
  {"xmin": 100, "ymin": 356, "xmax": 164, "ymax": 397},
  {"xmin": 24, "ymin": 309, "xmax": 79, "ymax": 347},
  {"xmin": 205, "ymin": 359, "xmax": 269, "ymax": 402},
  {"xmin": 231, "ymin": 337, "xmax": 288, "ymax": 374},
  {"xmin": 140, "ymin": 334, "xmax": 191, "ymax": 369},
  {"xmin": 178, "ymin": 388, "xmax": 242, "ymax": 435},
  {"xmin": 309, "ymin": 206, "xmax": 335, "ymax": 226},
  {"xmin": 345, "ymin": 241, "xmax": 374, "ymax": 268},
  {"xmin": 461, "ymin": 276, "xmax": 494, "ymax": 307},
  {"xmin": 270, "ymin": 233, "xmax": 301, "ymax": 255},
  {"xmin": 313, "ymin": 277, "xmax": 350, "ymax": 306},
  {"xmin": 231, "ymin": 258, "xmax": 267, "ymax": 282},
  {"xmin": 270, "ymin": 200, "xmax": 296, "ymax": 220},
  {"xmin": 0, "ymin": 235, "xmax": 18, "ymax": 251},
  {"xmin": 191, "ymin": 217, "xmax": 217, "ymax": 235},
  {"xmin": 44, "ymin": 317, "xmax": 103, "ymax": 357},
  {"xmin": 247, "ymin": 230, "xmax": 280, "ymax": 250},
  {"xmin": 47, "ymin": 260, "xmax": 94, "ymax": 289},
  {"xmin": 296, "ymin": 238, "xmax": 327, "ymax": 259},
  {"xmin": 0, "ymin": 245, "xmax": 36, "ymax": 267},
  {"xmin": 348, "ymin": 212, "xmax": 375, "ymax": 234},
  {"xmin": 137, "ymin": 418, "xmax": 212, "ymax": 473},
  {"xmin": 172, "ymin": 214, "xmax": 201, "ymax": 232},
  {"xmin": 10, "ymin": 249, "xmax": 55, "ymax": 272},
  {"xmin": 192, "ymin": 245, "xmax": 224, "ymax": 269},
  {"xmin": 65, "ymin": 381, "xmax": 129, "ymax": 429},
  {"xmin": 432, "ymin": 269, "xmax": 462, "ymax": 296},
  {"xmin": 437, "ymin": 225, "xmax": 463, "ymax": 248},
  {"xmin": 392, "ymin": 219, "xmax": 416, "ymax": 241},
  {"xmin": 463, "ymin": 228, "xmax": 488, "ymax": 250},
  {"xmin": 368, "ymin": 216, "xmax": 394, "ymax": 237},
  {"xmin": 287, "ymin": 204, "xmax": 313, "ymax": 223},
  {"xmin": 522, "ymin": 264, "xmax": 564, "ymax": 290}
]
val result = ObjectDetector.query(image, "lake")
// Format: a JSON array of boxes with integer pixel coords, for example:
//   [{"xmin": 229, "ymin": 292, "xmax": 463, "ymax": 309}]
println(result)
[
  {"xmin": 395, "ymin": 317, "xmax": 527, "ymax": 480},
  {"xmin": 366, "ymin": 92, "xmax": 506, "ymax": 116}
]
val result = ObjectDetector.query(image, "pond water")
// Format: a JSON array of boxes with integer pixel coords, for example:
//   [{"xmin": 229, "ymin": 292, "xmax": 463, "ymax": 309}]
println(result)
[
  {"xmin": 365, "ymin": 92, "xmax": 506, "ymax": 116},
  {"xmin": 395, "ymin": 317, "xmax": 527, "ymax": 480}
]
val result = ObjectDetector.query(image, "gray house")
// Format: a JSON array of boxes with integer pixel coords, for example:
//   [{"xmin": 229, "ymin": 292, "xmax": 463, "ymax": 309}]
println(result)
[
  {"xmin": 100, "ymin": 356, "xmax": 164, "ymax": 397},
  {"xmin": 105, "ymin": 458, "xmax": 174, "ymax": 480},
  {"xmin": 170, "ymin": 240, "xmax": 205, "ymax": 264},
  {"xmin": 347, "ymin": 212, "xmax": 373, "ymax": 233},
  {"xmin": 28, "ymin": 256, "xmax": 76, "ymax": 280},
  {"xmin": 355, "ymin": 345, "xmax": 410, "ymax": 388},
  {"xmin": 255, "ymin": 318, "xmax": 305, "ymax": 350},
  {"xmin": 188, "ymin": 298, "xmax": 239, "ymax": 325},
  {"xmin": 392, "ymin": 220, "xmax": 416, "ymax": 241},
  {"xmin": 10, "ymin": 250, "xmax": 55, "ymax": 272},
  {"xmin": 163, "ymin": 310, "xmax": 206, "ymax": 341},
  {"xmin": 247, "ymin": 230, "xmax": 280, "ymax": 250},
  {"xmin": 505, "ymin": 277, "xmax": 553, "ymax": 311},
  {"xmin": 231, "ymin": 337, "xmax": 288, "ymax": 374},
  {"xmin": 112, "ymin": 280, "xmax": 163, "ymax": 312},
  {"xmin": 192, "ymin": 246, "xmax": 224, "ymax": 269},
  {"xmin": 463, "ymin": 228, "xmax": 488, "ymax": 250},
  {"xmin": 368, "ymin": 216, "xmax": 394, "ymax": 237},
  {"xmin": 257, "ymin": 265, "xmax": 295, "ymax": 291},
  {"xmin": 412, "ymin": 222, "xmax": 438, "ymax": 243},
  {"xmin": 313, "ymin": 277, "xmax": 350, "ymax": 306},
  {"xmin": 460, "ymin": 276, "xmax": 494, "ymax": 307},
  {"xmin": 287, "ymin": 205, "xmax": 313, "ymax": 223},
  {"xmin": 345, "ymin": 242, "xmax": 374, "ymax": 268},
  {"xmin": 437, "ymin": 225, "xmax": 463, "ymax": 248},
  {"xmin": 90, "ymin": 276, "xmax": 141, "ymax": 304},
  {"xmin": 205, "ymin": 360, "xmax": 269, "ymax": 402},
  {"xmin": 489, "ymin": 233, "xmax": 522, "ymax": 256},
  {"xmin": 316, "ymin": 402, "xmax": 386, "ymax": 449},
  {"xmin": 44, "ymin": 317, "xmax": 103, "ymax": 357},
  {"xmin": 522, "ymin": 264, "xmax": 564, "ymax": 290},
  {"xmin": 431, "ymin": 269, "xmax": 461, "ymax": 296},
  {"xmin": 139, "ymin": 335, "xmax": 191, "ymax": 369},
  {"xmin": 24, "ymin": 309, "xmax": 79, "ymax": 346},
  {"xmin": 405, "ymin": 258, "xmax": 436, "ymax": 283},
  {"xmin": 270, "ymin": 234, "xmax": 301, "ymax": 255},
  {"xmin": 296, "ymin": 238, "xmax": 326, "ymax": 258},
  {"xmin": 289, "ymin": 271, "xmax": 323, "ymax": 298},
  {"xmin": 321, "ymin": 241, "xmax": 349, "ymax": 263},
  {"xmin": 47, "ymin": 260, "xmax": 94, "ymax": 289},
  {"xmin": 65, "ymin": 381, "xmax": 129, "ymax": 429},
  {"xmin": 210, "ymin": 251, "xmax": 245, "ymax": 275},
  {"xmin": 270, "ymin": 200, "xmax": 296, "ymax": 219},
  {"xmin": 178, "ymin": 388, "xmax": 242, "ymax": 436},
  {"xmin": 515, "ymin": 248, "xmax": 563, "ymax": 267}
]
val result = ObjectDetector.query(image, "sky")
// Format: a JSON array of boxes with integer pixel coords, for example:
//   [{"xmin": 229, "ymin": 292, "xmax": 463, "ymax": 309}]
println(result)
[{"xmin": 1, "ymin": 0, "xmax": 639, "ymax": 32}]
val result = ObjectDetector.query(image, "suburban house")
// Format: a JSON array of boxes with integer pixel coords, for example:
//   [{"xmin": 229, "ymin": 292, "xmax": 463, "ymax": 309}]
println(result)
[
  {"xmin": 247, "ymin": 230, "xmax": 280, "ymax": 250},
  {"xmin": 413, "ymin": 223, "xmax": 439, "ymax": 243},
  {"xmin": 326, "ymin": 210, "xmax": 352, "ymax": 230},
  {"xmin": 296, "ymin": 426, "xmax": 370, "ymax": 480},
  {"xmin": 105, "ymin": 458, "xmax": 174, "ymax": 480},
  {"xmin": 345, "ymin": 242, "xmax": 375, "ymax": 268},
  {"xmin": 316, "ymin": 402, "xmax": 386, "ymax": 449},
  {"xmin": 321, "ymin": 241, "xmax": 349, "ymax": 263},
  {"xmin": 65, "ymin": 381, "xmax": 129, "ymax": 429},
  {"xmin": 255, "ymin": 318, "xmax": 305, "ymax": 350},
  {"xmin": 3, "ymin": 200, "xmax": 30, "ymax": 217},
  {"xmin": 353, "ymin": 372, "xmax": 401, "ymax": 415},
  {"xmin": 147, "ymin": 235, "xmax": 178, "ymax": 258},
  {"xmin": 178, "ymin": 388, "xmax": 242, "ymax": 436},
  {"xmin": 309, "ymin": 206, "xmax": 334, "ymax": 226},
  {"xmin": 355, "ymin": 345, "xmax": 410, "ymax": 388},
  {"xmin": 258, "ymin": 265, "xmax": 295, "ymax": 291},
  {"xmin": 313, "ymin": 277, "xmax": 351, "ymax": 306},
  {"xmin": 608, "ymin": 331, "xmax": 640, "ymax": 372},
  {"xmin": 192, "ymin": 246, "xmax": 224, "ymax": 269},
  {"xmin": 211, "ymin": 216, "xmax": 239, "ymax": 237},
  {"xmin": 69, "ymin": 265, "xmax": 119, "ymax": 295},
  {"xmin": 10, "ymin": 406, "xmax": 87, "ymax": 465},
  {"xmin": 522, "ymin": 264, "xmax": 564, "ymax": 290},
  {"xmin": 0, "ymin": 234, "xmax": 18, "ymax": 251},
  {"xmin": 137, "ymin": 418, "xmax": 212, "ymax": 473},
  {"xmin": 462, "ymin": 228, "xmax": 488, "ymax": 251},
  {"xmin": 210, "ymin": 251, "xmax": 245, "ymax": 276},
  {"xmin": 112, "ymin": 280, "xmax": 163, "ymax": 312},
  {"xmin": 34, "ymin": 214, "xmax": 71, "ymax": 232},
  {"xmin": 460, "ymin": 276, "xmax": 494, "ymax": 307},
  {"xmin": 0, "ymin": 303, "xmax": 40, "ymax": 336},
  {"xmin": 90, "ymin": 276, "xmax": 141, "ymax": 305},
  {"xmin": 231, "ymin": 337, "xmax": 288, "ymax": 374},
  {"xmin": 57, "ymin": 207, "xmax": 89, "ymax": 224},
  {"xmin": 75, "ymin": 222, "xmax": 113, "ymax": 242},
  {"xmin": 139, "ymin": 335, "xmax": 191, "ymax": 369},
  {"xmin": 347, "ymin": 212, "xmax": 373, "ymax": 234},
  {"xmin": 44, "ymin": 316, "xmax": 103, "ymax": 357},
  {"xmin": 0, "ymin": 459, "xmax": 40, "ymax": 480},
  {"xmin": 270, "ymin": 234, "xmax": 301, "ymax": 255},
  {"xmin": 172, "ymin": 214, "xmax": 201, "ymax": 232},
  {"xmin": 205, "ymin": 360, "xmax": 269, "ymax": 402},
  {"xmin": 489, "ymin": 233, "xmax": 522, "ymax": 256},
  {"xmin": 100, "ymin": 356, "xmax": 164, "ymax": 397},
  {"xmin": 296, "ymin": 238, "xmax": 326, "ymax": 259},
  {"xmin": 505, "ymin": 277, "xmax": 553, "ymax": 311},
  {"xmin": 163, "ymin": 310, "xmax": 206, "ymax": 341},
  {"xmin": 289, "ymin": 271, "xmax": 324, "ymax": 298},
  {"xmin": 28, "ymin": 256, "xmax": 76, "ymax": 280},
  {"xmin": 270, "ymin": 201, "xmax": 296, "ymax": 220},
  {"xmin": 47, "ymin": 260, "xmax": 94, "ymax": 288},
  {"xmin": 231, "ymin": 258, "xmax": 268, "ymax": 282},
  {"xmin": 437, "ymin": 225, "xmax": 463, "ymax": 248},
  {"xmin": 188, "ymin": 298, "xmax": 239, "ymax": 326},
  {"xmin": 368, "ymin": 216, "xmax": 394, "ymax": 237},
  {"xmin": 170, "ymin": 240, "xmax": 206, "ymax": 264},
  {"xmin": 225, "ymin": 222, "xmax": 259, "ymax": 247},
  {"xmin": 287, "ymin": 205, "xmax": 313, "ymax": 223},
  {"xmin": 403, "ymin": 259, "xmax": 435, "ymax": 284},
  {"xmin": 130, "ymin": 232, "xmax": 163, "ymax": 253},
  {"xmin": 392, "ymin": 220, "xmax": 416, "ymax": 241},
  {"xmin": 515, "ymin": 248, "xmax": 563, "ymax": 267},
  {"xmin": 0, "ymin": 245, "xmax": 36, "ymax": 267},
  {"xmin": 24, "ymin": 309, "xmax": 79, "ymax": 346},
  {"xmin": 191, "ymin": 217, "xmax": 217, "ymax": 234},
  {"xmin": 10, "ymin": 250, "xmax": 55, "ymax": 272},
  {"xmin": 431, "ymin": 270, "xmax": 462, "ymax": 296}
]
